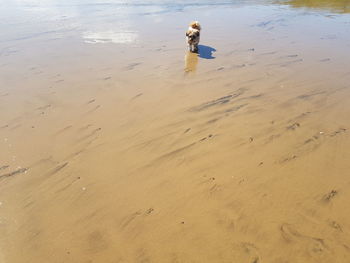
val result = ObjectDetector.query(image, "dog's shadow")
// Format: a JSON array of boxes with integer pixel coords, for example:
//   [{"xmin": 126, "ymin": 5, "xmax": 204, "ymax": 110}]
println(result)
[{"xmin": 198, "ymin": 45, "xmax": 216, "ymax": 59}]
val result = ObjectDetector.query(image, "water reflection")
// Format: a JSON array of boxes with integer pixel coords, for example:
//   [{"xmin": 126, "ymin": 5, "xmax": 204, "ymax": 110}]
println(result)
[
  {"xmin": 82, "ymin": 30, "xmax": 138, "ymax": 44},
  {"xmin": 184, "ymin": 51, "xmax": 198, "ymax": 73},
  {"xmin": 281, "ymin": 0, "xmax": 350, "ymax": 13}
]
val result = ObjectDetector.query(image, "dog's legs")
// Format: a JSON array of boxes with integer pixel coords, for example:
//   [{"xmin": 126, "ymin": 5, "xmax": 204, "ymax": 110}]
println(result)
[{"xmin": 194, "ymin": 44, "xmax": 198, "ymax": 53}]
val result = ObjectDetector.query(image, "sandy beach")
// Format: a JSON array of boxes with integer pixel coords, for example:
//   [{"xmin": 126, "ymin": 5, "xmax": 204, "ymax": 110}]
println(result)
[{"xmin": 1, "ymin": 0, "xmax": 350, "ymax": 262}]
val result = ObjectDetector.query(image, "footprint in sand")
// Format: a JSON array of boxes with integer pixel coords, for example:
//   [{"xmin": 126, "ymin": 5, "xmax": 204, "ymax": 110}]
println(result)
[
  {"xmin": 241, "ymin": 242, "xmax": 261, "ymax": 263},
  {"xmin": 280, "ymin": 224, "xmax": 328, "ymax": 254},
  {"xmin": 323, "ymin": 190, "xmax": 338, "ymax": 202}
]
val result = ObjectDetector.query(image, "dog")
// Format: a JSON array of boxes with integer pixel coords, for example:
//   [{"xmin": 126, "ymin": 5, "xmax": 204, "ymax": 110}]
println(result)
[{"xmin": 186, "ymin": 21, "xmax": 201, "ymax": 53}]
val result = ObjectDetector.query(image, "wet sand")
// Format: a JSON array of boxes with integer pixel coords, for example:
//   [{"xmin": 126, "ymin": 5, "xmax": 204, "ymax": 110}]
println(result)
[{"xmin": 1, "ymin": 0, "xmax": 350, "ymax": 262}]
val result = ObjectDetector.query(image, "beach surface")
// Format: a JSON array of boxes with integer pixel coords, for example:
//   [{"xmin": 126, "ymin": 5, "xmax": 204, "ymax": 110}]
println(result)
[{"xmin": 1, "ymin": 0, "xmax": 350, "ymax": 262}]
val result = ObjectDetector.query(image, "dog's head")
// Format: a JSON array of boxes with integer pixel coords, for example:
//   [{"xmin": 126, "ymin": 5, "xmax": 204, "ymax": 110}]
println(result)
[{"xmin": 186, "ymin": 29, "xmax": 200, "ymax": 43}]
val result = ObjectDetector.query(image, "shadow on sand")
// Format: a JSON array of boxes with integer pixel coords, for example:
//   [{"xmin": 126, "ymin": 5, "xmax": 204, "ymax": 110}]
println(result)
[{"xmin": 198, "ymin": 45, "xmax": 216, "ymax": 59}]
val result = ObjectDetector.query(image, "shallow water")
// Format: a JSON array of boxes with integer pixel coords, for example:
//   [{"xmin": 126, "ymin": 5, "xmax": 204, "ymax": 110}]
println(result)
[{"xmin": 1, "ymin": 0, "xmax": 350, "ymax": 262}]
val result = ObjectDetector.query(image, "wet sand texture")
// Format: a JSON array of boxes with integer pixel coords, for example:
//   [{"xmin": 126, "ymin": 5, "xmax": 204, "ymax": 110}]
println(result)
[{"xmin": 1, "ymin": 0, "xmax": 350, "ymax": 262}]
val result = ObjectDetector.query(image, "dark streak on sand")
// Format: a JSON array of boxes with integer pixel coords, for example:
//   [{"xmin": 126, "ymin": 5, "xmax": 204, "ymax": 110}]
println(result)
[
  {"xmin": 0, "ymin": 168, "xmax": 28, "ymax": 179},
  {"xmin": 85, "ymin": 105, "xmax": 101, "ymax": 115},
  {"xmin": 130, "ymin": 93, "xmax": 143, "ymax": 101},
  {"xmin": 55, "ymin": 176, "xmax": 81, "ymax": 194},
  {"xmin": 157, "ymin": 142, "xmax": 197, "ymax": 160},
  {"xmin": 323, "ymin": 190, "xmax": 338, "ymax": 202},
  {"xmin": 286, "ymin": 122, "xmax": 300, "ymax": 130},
  {"xmin": 223, "ymin": 104, "xmax": 248, "ymax": 113},
  {"xmin": 268, "ymin": 59, "xmax": 303, "ymax": 67},
  {"xmin": 46, "ymin": 162, "xmax": 69, "ymax": 177},
  {"xmin": 189, "ymin": 88, "xmax": 246, "ymax": 112},
  {"xmin": 280, "ymin": 59, "xmax": 304, "ymax": 67},
  {"xmin": 280, "ymin": 155, "xmax": 297, "ymax": 164},
  {"xmin": 0, "ymin": 165, "xmax": 10, "ymax": 171},
  {"xmin": 184, "ymin": 128, "xmax": 191, "ymax": 133},
  {"xmin": 210, "ymin": 103, "xmax": 248, "ymax": 118},
  {"xmin": 329, "ymin": 128, "xmax": 346, "ymax": 137},
  {"xmin": 290, "ymin": 112, "xmax": 312, "ymax": 121},
  {"xmin": 54, "ymin": 125, "xmax": 73, "ymax": 135},
  {"xmin": 77, "ymin": 128, "xmax": 102, "ymax": 143},
  {"xmin": 79, "ymin": 124, "xmax": 93, "ymax": 131},
  {"xmin": 120, "ymin": 211, "xmax": 142, "ymax": 229},
  {"xmin": 296, "ymin": 91, "xmax": 327, "ymax": 100},
  {"xmin": 124, "ymin": 63, "xmax": 141, "ymax": 71}
]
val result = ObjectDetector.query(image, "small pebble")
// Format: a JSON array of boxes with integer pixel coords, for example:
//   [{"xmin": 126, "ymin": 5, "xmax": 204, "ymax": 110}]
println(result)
[{"xmin": 82, "ymin": 187, "xmax": 86, "ymax": 191}]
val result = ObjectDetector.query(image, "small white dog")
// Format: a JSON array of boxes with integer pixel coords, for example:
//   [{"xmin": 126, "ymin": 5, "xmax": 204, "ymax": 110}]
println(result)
[{"xmin": 186, "ymin": 21, "xmax": 201, "ymax": 53}]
